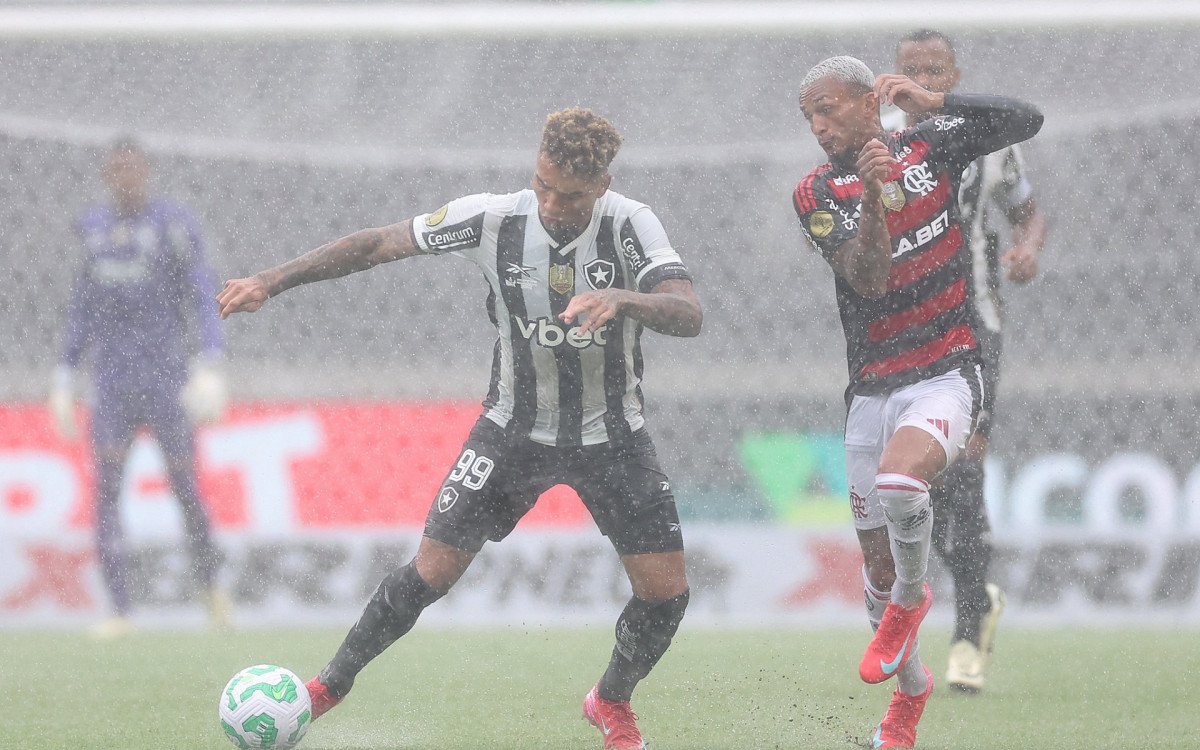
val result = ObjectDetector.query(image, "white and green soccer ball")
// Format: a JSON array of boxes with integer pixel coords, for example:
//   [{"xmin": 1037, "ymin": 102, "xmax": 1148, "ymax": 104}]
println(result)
[{"xmin": 219, "ymin": 665, "xmax": 312, "ymax": 750}]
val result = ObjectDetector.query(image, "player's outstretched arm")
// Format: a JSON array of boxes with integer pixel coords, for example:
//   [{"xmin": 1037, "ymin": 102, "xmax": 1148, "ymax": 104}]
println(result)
[
  {"xmin": 217, "ymin": 219, "xmax": 419, "ymax": 318},
  {"xmin": 559, "ymin": 278, "xmax": 702, "ymax": 338},
  {"xmin": 828, "ymin": 139, "xmax": 893, "ymax": 298}
]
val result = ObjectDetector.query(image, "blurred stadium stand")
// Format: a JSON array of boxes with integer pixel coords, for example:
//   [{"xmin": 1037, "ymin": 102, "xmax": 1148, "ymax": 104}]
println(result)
[{"xmin": 0, "ymin": 10, "xmax": 1196, "ymax": 494}]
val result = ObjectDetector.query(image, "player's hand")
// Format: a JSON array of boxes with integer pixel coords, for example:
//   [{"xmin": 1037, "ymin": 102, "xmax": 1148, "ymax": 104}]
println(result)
[
  {"xmin": 963, "ymin": 431, "xmax": 989, "ymax": 462},
  {"xmin": 856, "ymin": 139, "xmax": 892, "ymax": 194},
  {"xmin": 559, "ymin": 289, "xmax": 629, "ymax": 336},
  {"xmin": 874, "ymin": 74, "xmax": 944, "ymax": 114},
  {"xmin": 217, "ymin": 276, "xmax": 269, "ymax": 319},
  {"xmin": 1002, "ymin": 244, "xmax": 1039, "ymax": 283}
]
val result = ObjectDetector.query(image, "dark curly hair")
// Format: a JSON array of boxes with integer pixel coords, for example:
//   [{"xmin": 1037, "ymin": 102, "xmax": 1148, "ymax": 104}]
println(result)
[{"xmin": 539, "ymin": 107, "xmax": 623, "ymax": 178}]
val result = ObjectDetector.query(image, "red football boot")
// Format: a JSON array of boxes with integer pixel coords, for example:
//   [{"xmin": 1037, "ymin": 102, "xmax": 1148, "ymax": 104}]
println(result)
[
  {"xmin": 305, "ymin": 676, "xmax": 343, "ymax": 721},
  {"xmin": 860, "ymin": 582, "xmax": 932, "ymax": 684},
  {"xmin": 582, "ymin": 684, "xmax": 647, "ymax": 750},
  {"xmin": 871, "ymin": 666, "xmax": 933, "ymax": 748}
]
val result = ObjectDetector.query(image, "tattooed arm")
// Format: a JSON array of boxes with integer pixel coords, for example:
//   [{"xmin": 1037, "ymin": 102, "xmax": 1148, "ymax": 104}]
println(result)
[
  {"xmin": 217, "ymin": 219, "xmax": 418, "ymax": 318},
  {"xmin": 559, "ymin": 278, "xmax": 703, "ymax": 338}
]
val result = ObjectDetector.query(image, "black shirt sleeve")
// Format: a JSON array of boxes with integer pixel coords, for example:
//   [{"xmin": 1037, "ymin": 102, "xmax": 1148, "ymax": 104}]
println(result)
[{"xmin": 935, "ymin": 92, "xmax": 1044, "ymax": 167}]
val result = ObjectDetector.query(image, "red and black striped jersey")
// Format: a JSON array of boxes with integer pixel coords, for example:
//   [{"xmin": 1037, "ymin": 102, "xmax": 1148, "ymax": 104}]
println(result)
[{"xmin": 793, "ymin": 93, "xmax": 1043, "ymax": 399}]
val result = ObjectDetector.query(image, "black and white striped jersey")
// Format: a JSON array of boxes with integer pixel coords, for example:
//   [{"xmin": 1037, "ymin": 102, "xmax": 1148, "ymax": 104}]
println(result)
[
  {"xmin": 957, "ymin": 147, "xmax": 1033, "ymax": 333},
  {"xmin": 411, "ymin": 189, "xmax": 691, "ymax": 447}
]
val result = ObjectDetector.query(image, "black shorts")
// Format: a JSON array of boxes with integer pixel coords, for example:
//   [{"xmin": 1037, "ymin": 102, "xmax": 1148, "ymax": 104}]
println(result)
[{"xmin": 423, "ymin": 417, "xmax": 683, "ymax": 556}]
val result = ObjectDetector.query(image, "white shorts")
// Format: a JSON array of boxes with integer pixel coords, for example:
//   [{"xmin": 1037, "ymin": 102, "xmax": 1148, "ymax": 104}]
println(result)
[{"xmin": 844, "ymin": 366, "xmax": 983, "ymax": 530}]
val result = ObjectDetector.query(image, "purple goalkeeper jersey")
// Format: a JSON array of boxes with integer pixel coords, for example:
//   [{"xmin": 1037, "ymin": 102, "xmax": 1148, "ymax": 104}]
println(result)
[{"xmin": 61, "ymin": 199, "xmax": 222, "ymax": 391}]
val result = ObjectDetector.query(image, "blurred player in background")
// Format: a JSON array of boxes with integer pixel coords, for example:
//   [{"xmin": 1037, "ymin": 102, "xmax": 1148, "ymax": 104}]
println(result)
[
  {"xmin": 887, "ymin": 29, "xmax": 1049, "ymax": 693},
  {"xmin": 218, "ymin": 107, "xmax": 702, "ymax": 750},
  {"xmin": 792, "ymin": 57, "xmax": 1042, "ymax": 747},
  {"xmin": 49, "ymin": 139, "xmax": 229, "ymax": 639}
]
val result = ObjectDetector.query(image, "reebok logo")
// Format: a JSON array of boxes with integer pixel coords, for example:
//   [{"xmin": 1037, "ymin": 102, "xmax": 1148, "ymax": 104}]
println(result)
[{"xmin": 503, "ymin": 262, "xmax": 537, "ymax": 289}]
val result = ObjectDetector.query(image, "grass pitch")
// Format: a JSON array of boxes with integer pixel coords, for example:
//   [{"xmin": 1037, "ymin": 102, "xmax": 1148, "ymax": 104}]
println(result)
[{"xmin": 5, "ymin": 626, "xmax": 1194, "ymax": 749}]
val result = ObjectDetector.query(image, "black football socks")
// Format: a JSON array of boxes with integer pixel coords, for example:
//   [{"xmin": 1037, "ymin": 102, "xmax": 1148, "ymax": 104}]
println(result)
[
  {"xmin": 598, "ymin": 589, "xmax": 690, "ymax": 702},
  {"xmin": 319, "ymin": 562, "xmax": 444, "ymax": 698}
]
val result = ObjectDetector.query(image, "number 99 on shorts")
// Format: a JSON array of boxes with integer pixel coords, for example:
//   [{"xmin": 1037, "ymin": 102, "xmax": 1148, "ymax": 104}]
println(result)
[{"xmin": 448, "ymin": 449, "xmax": 495, "ymax": 491}]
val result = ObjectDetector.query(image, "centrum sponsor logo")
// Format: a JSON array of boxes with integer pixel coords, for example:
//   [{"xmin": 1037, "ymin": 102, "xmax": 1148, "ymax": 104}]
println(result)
[
  {"xmin": 621, "ymin": 235, "xmax": 648, "ymax": 274},
  {"xmin": 426, "ymin": 225, "xmax": 477, "ymax": 249}
]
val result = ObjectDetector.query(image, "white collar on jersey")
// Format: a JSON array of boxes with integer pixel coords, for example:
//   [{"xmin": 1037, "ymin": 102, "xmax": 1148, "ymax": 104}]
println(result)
[{"xmin": 541, "ymin": 194, "xmax": 604, "ymax": 256}]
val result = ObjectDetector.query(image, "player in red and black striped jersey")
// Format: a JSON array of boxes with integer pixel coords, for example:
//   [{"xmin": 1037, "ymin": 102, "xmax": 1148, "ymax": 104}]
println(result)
[
  {"xmin": 792, "ymin": 56, "xmax": 1041, "ymax": 749},
  {"xmin": 892, "ymin": 29, "xmax": 1049, "ymax": 696},
  {"xmin": 795, "ymin": 80, "xmax": 1041, "ymax": 398}
]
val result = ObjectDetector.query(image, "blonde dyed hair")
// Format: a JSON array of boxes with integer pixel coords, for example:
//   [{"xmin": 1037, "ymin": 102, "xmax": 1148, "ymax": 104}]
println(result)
[{"xmin": 539, "ymin": 107, "xmax": 623, "ymax": 178}]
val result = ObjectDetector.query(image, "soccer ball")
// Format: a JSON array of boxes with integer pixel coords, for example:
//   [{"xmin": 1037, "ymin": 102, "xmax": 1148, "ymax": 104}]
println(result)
[{"xmin": 219, "ymin": 665, "xmax": 312, "ymax": 750}]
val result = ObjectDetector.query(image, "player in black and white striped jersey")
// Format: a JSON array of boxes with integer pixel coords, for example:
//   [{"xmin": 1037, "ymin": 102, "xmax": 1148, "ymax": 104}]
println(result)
[
  {"xmin": 218, "ymin": 107, "xmax": 701, "ymax": 750},
  {"xmin": 888, "ymin": 29, "xmax": 1049, "ymax": 694},
  {"xmin": 409, "ymin": 173, "xmax": 690, "ymax": 448}
]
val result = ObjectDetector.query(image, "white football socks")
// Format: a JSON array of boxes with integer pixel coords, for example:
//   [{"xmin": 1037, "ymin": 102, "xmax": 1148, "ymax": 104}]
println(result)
[
  {"xmin": 863, "ymin": 564, "xmax": 890, "ymax": 630},
  {"xmin": 876, "ymin": 472, "xmax": 933, "ymax": 608}
]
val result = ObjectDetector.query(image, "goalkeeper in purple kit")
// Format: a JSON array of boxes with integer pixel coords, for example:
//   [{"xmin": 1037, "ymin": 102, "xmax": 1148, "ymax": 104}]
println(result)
[{"xmin": 49, "ymin": 139, "xmax": 231, "ymax": 638}]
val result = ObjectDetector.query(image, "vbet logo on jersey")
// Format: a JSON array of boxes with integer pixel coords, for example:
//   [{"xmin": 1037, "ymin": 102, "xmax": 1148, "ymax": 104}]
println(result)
[{"xmin": 513, "ymin": 316, "xmax": 607, "ymax": 349}]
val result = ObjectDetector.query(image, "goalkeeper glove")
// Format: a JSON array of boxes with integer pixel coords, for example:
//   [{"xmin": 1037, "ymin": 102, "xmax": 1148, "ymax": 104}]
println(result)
[
  {"xmin": 47, "ymin": 365, "xmax": 79, "ymax": 440},
  {"xmin": 182, "ymin": 359, "xmax": 227, "ymax": 424}
]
